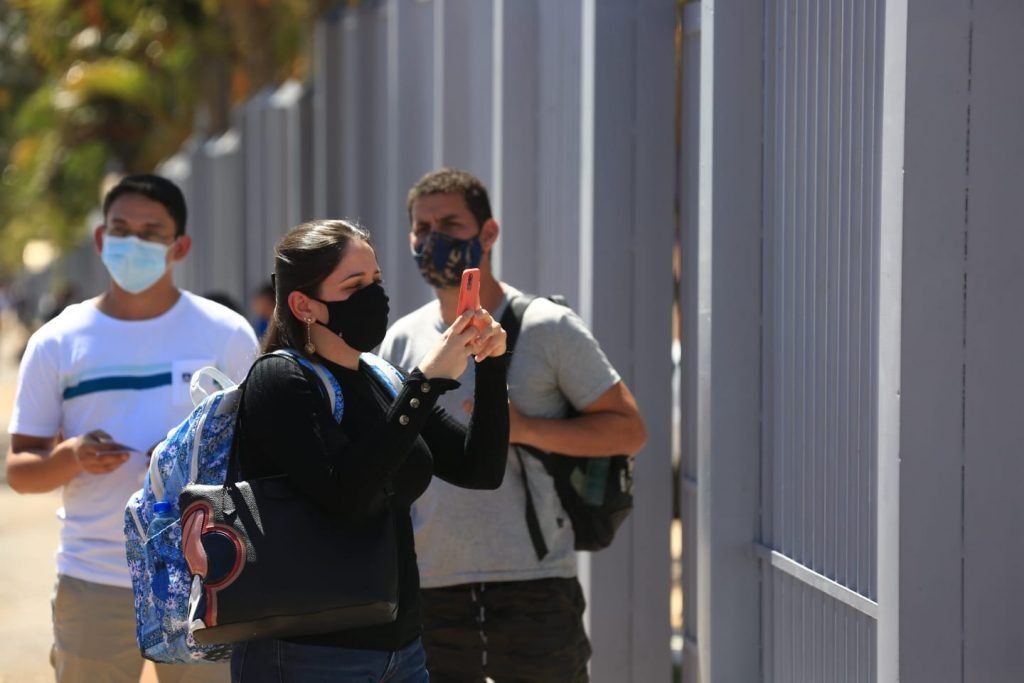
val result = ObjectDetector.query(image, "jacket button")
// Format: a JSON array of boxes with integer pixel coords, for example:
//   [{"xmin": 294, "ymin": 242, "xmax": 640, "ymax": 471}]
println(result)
[
  {"xmin": 421, "ymin": 383, "xmax": 431, "ymax": 394},
  {"xmin": 410, "ymin": 398, "xmax": 421, "ymax": 409},
  {"xmin": 398, "ymin": 415, "xmax": 410, "ymax": 426}
]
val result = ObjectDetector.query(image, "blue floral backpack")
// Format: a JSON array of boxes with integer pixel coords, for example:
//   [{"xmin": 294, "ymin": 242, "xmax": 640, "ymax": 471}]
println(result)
[{"xmin": 124, "ymin": 350, "xmax": 404, "ymax": 663}]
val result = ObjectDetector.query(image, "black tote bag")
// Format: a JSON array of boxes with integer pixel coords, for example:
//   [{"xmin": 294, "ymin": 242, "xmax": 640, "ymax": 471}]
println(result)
[{"xmin": 177, "ymin": 375, "xmax": 398, "ymax": 645}]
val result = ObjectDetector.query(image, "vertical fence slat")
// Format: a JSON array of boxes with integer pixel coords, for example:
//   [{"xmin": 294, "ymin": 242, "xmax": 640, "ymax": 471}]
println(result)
[{"xmin": 963, "ymin": 0, "xmax": 1024, "ymax": 679}]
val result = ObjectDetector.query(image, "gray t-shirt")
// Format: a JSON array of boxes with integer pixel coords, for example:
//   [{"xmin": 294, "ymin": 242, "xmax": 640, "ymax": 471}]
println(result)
[{"xmin": 379, "ymin": 284, "xmax": 621, "ymax": 587}]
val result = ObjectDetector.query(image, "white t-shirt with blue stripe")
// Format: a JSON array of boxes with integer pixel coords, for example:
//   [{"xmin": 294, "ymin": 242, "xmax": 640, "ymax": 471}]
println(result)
[{"xmin": 9, "ymin": 291, "xmax": 259, "ymax": 587}]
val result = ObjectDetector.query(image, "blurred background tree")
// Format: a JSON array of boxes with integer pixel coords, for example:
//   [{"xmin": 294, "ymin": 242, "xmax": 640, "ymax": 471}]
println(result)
[{"xmin": 0, "ymin": 0, "xmax": 338, "ymax": 276}]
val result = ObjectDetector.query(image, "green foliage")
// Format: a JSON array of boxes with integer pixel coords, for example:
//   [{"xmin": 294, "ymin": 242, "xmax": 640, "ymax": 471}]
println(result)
[{"xmin": 0, "ymin": 0, "xmax": 331, "ymax": 276}]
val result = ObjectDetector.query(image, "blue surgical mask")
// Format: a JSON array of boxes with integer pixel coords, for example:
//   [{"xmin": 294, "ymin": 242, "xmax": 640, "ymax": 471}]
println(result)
[
  {"xmin": 101, "ymin": 235, "xmax": 172, "ymax": 294},
  {"xmin": 412, "ymin": 231, "xmax": 483, "ymax": 288}
]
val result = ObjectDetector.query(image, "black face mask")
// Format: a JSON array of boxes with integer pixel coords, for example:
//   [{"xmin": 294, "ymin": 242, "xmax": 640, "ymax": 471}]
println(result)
[{"xmin": 313, "ymin": 282, "xmax": 391, "ymax": 352}]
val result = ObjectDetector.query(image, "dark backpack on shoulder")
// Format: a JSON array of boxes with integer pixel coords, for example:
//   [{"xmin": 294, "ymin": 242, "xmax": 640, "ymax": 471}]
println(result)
[{"xmin": 500, "ymin": 294, "xmax": 634, "ymax": 557}]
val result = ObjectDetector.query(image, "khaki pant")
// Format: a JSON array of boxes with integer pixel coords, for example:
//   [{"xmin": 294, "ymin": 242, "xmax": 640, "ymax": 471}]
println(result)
[{"xmin": 51, "ymin": 574, "xmax": 229, "ymax": 683}]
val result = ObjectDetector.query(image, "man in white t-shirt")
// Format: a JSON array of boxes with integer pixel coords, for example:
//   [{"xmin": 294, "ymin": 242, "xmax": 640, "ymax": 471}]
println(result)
[
  {"xmin": 6, "ymin": 175, "xmax": 259, "ymax": 683},
  {"xmin": 380, "ymin": 168, "xmax": 647, "ymax": 682}
]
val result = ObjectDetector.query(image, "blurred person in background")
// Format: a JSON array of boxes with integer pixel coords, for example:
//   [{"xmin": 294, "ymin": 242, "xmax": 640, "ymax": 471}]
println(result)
[
  {"xmin": 248, "ymin": 281, "xmax": 276, "ymax": 341},
  {"xmin": 5, "ymin": 174, "xmax": 258, "ymax": 683},
  {"xmin": 41, "ymin": 284, "xmax": 80, "ymax": 324},
  {"xmin": 202, "ymin": 291, "xmax": 244, "ymax": 316}
]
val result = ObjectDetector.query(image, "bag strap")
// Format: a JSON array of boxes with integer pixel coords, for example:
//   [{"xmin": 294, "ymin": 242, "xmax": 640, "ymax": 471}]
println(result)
[
  {"xmin": 498, "ymin": 294, "xmax": 537, "ymax": 355},
  {"xmin": 514, "ymin": 448, "xmax": 549, "ymax": 560},
  {"xmin": 225, "ymin": 350, "xmax": 344, "ymax": 490},
  {"xmin": 360, "ymin": 353, "xmax": 405, "ymax": 398},
  {"xmin": 274, "ymin": 350, "xmax": 344, "ymax": 423},
  {"xmin": 500, "ymin": 295, "xmax": 550, "ymax": 561}
]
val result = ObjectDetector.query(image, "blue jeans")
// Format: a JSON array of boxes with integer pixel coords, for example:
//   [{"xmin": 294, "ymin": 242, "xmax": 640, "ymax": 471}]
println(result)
[{"xmin": 231, "ymin": 637, "xmax": 429, "ymax": 683}]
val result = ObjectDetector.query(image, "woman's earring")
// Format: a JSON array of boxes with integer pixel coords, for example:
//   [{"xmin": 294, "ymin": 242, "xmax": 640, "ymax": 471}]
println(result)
[{"xmin": 304, "ymin": 318, "xmax": 316, "ymax": 355}]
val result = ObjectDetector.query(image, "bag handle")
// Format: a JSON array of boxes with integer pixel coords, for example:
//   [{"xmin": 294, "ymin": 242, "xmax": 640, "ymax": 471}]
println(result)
[{"xmin": 190, "ymin": 366, "xmax": 237, "ymax": 407}]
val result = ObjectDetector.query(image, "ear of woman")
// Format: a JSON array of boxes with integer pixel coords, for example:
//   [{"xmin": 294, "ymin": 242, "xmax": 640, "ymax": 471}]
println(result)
[{"xmin": 287, "ymin": 290, "xmax": 320, "ymax": 323}]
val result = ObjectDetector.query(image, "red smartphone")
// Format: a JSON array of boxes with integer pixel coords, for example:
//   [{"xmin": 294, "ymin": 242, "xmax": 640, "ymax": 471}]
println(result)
[
  {"xmin": 456, "ymin": 268, "xmax": 488, "ymax": 331},
  {"xmin": 456, "ymin": 268, "xmax": 481, "ymax": 317}
]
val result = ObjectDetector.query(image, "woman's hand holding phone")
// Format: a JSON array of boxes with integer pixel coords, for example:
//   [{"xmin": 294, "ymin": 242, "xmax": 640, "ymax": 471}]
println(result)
[
  {"xmin": 454, "ymin": 267, "xmax": 506, "ymax": 360},
  {"xmin": 418, "ymin": 268, "xmax": 508, "ymax": 378},
  {"xmin": 418, "ymin": 311, "xmax": 480, "ymax": 380},
  {"xmin": 466, "ymin": 309, "xmax": 506, "ymax": 362}
]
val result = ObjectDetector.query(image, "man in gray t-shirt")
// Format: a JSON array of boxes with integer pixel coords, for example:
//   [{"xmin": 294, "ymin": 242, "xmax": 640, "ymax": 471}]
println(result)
[{"xmin": 380, "ymin": 168, "xmax": 647, "ymax": 683}]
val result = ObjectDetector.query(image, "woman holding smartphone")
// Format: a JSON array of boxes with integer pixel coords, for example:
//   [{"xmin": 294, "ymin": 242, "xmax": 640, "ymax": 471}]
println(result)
[{"xmin": 231, "ymin": 219, "xmax": 508, "ymax": 682}]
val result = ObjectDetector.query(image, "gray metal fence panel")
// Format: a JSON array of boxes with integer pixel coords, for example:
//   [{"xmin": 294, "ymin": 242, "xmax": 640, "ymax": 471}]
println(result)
[
  {"xmin": 157, "ymin": 144, "xmax": 199, "ymax": 294},
  {"xmin": 582, "ymin": 0, "xmax": 629, "ymax": 670},
  {"xmin": 313, "ymin": 8, "xmax": 345, "ymax": 219},
  {"xmin": 437, "ymin": 0, "xmax": 493, "ymax": 176},
  {"xmin": 384, "ymin": 0, "xmax": 438, "ymax": 318},
  {"xmin": 361, "ymin": 1, "xmax": 392, "ymax": 250},
  {"xmin": 772, "ymin": 571, "xmax": 876, "ymax": 683},
  {"xmin": 963, "ymin": 1, "xmax": 1024, "ymax": 679},
  {"xmin": 584, "ymin": 2, "xmax": 676, "ymax": 681},
  {"xmin": 241, "ymin": 89, "xmax": 276, "ymax": 297},
  {"xmin": 535, "ymin": 0, "xmax": 583, "ymax": 304},
  {"xmin": 323, "ymin": 0, "xmax": 429, "ymax": 319},
  {"xmin": 692, "ymin": 0, "xmax": 764, "ymax": 680},
  {"xmin": 489, "ymin": 0, "xmax": 540, "ymax": 290},
  {"xmin": 759, "ymin": 0, "xmax": 888, "ymax": 678},
  {"xmin": 188, "ymin": 136, "xmax": 214, "ymax": 297},
  {"xmin": 762, "ymin": 0, "xmax": 884, "ymax": 624},
  {"xmin": 679, "ymin": 5, "xmax": 700, "ymax": 681},
  {"xmin": 875, "ymin": 0, "xmax": 904, "ymax": 678},
  {"xmin": 299, "ymin": 86, "xmax": 316, "ymax": 223},
  {"xmin": 624, "ymin": 3, "xmax": 676, "ymax": 679},
  {"xmin": 334, "ymin": 4, "xmax": 376, "ymax": 229},
  {"xmin": 265, "ymin": 80, "xmax": 309, "ymax": 243},
  {"xmin": 202, "ymin": 131, "xmax": 246, "ymax": 305},
  {"xmin": 897, "ymin": 0, "xmax": 970, "ymax": 676}
]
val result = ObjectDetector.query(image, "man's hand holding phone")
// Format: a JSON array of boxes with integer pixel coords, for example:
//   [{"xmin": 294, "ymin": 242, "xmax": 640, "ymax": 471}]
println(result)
[{"xmin": 74, "ymin": 430, "xmax": 133, "ymax": 475}]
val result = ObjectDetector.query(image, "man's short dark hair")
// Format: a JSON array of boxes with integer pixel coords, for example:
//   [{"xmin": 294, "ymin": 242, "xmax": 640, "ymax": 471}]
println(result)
[
  {"xmin": 102, "ymin": 174, "xmax": 188, "ymax": 236},
  {"xmin": 407, "ymin": 168, "xmax": 493, "ymax": 229}
]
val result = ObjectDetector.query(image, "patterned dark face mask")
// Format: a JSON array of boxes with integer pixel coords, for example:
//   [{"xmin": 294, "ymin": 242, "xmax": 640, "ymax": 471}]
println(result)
[{"xmin": 412, "ymin": 231, "xmax": 483, "ymax": 289}]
